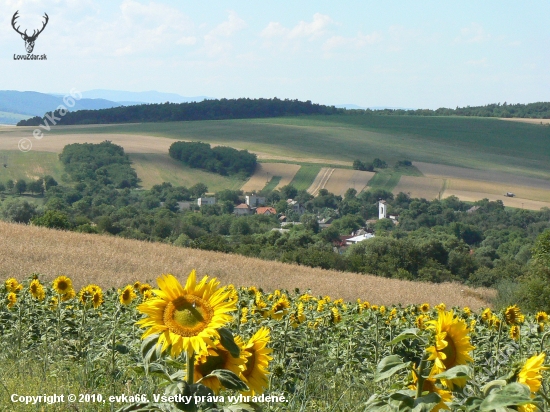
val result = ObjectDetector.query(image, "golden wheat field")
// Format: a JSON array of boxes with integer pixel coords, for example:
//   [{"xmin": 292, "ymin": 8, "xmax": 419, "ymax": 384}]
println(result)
[
  {"xmin": 501, "ymin": 118, "xmax": 550, "ymax": 125},
  {"xmin": 307, "ymin": 168, "xmax": 374, "ymax": 196},
  {"xmin": 240, "ymin": 163, "xmax": 301, "ymax": 192},
  {"xmin": 392, "ymin": 175, "xmax": 444, "ymax": 200},
  {"xmin": 446, "ymin": 178, "xmax": 550, "ymax": 203},
  {"xmin": 0, "ymin": 221, "xmax": 494, "ymax": 308},
  {"xmin": 443, "ymin": 189, "xmax": 550, "ymax": 210}
]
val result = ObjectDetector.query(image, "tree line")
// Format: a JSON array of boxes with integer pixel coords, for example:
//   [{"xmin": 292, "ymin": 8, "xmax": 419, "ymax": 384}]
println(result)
[
  {"xmin": 169, "ymin": 141, "xmax": 257, "ymax": 177},
  {"xmin": 17, "ymin": 98, "xmax": 341, "ymax": 126}
]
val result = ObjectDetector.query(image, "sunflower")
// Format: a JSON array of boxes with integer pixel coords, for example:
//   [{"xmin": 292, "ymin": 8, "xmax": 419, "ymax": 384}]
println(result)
[
  {"xmin": 52, "ymin": 276, "xmax": 73, "ymax": 295},
  {"xmin": 139, "ymin": 283, "xmax": 152, "ymax": 294},
  {"xmin": 435, "ymin": 303, "xmax": 446, "ymax": 312},
  {"xmin": 5, "ymin": 278, "xmax": 22, "ymax": 293},
  {"xmin": 194, "ymin": 339, "xmax": 247, "ymax": 394},
  {"xmin": 136, "ymin": 271, "xmax": 237, "ymax": 358},
  {"xmin": 409, "ymin": 371, "xmax": 452, "ymax": 412},
  {"xmin": 379, "ymin": 305, "xmax": 386, "ymax": 315},
  {"xmin": 481, "ymin": 308, "xmax": 492, "ymax": 323},
  {"xmin": 119, "ymin": 285, "xmax": 137, "ymax": 305},
  {"xmin": 420, "ymin": 303, "xmax": 430, "ymax": 313},
  {"xmin": 415, "ymin": 315, "xmax": 429, "ymax": 330},
  {"xmin": 253, "ymin": 293, "xmax": 269, "ymax": 317},
  {"xmin": 61, "ymin": 288, "xmax": 76, "ymax": 302},
  {"xmin": 426, "ymin": 310, "xmax": 474, "ymax": 389},
  {"xmin": 79, "ymin": 285, "xmax": 103, "ymax": 307},
  {"xmin": 238, "ymin": 327, "xmax": 273, "ymax": 396},
  {"xmin": 29, "ymin": 279, "xmax": 45, "ymax": 301},
  {"xmin": 316, "ymin": 299, "xmax": 327, "ymax": 312},
  {"xmin": 49, "ymin": 296, "xmax": 58, "ymax": 311},
  {"xmin": 510, "ymin": 325, "xmax": 520, "ymax": 341},
  {"xmin": 7, "ymin": 292, "xmax": 17, "ymax": 309},
  {"xmin": 271, "ymin": 295, "xmax": 290, "ymax": 320},
  {"xmin": 517, "ymin": 353, "xmax": 548, "ymax": 394},
  {"xmin": 535, "ymin": 311, "xmax": 548, "ymax": 324},
  {"xmin": 371, "ymin": 304, "xmax": 379, "ymax": 311},
  {"xmin": 505, "ymin": 305, "xmax": 524, "ymax": 325},
  {"xmin": 133, "ymin": 281, "xmax": 142, "ymax": 291},
  {"xmin": 463, "ymin": 307, "xmax": 471, "ymax": 317},
  {"xmin": 240, "ymin": 307, "xmax": 249, "ymax": 324},
  {"xmin": 538, "ymin": 323, "xmax": 545, "ymax": 333},
  {"xmin": 142, "ymin": 290, "xmax": 153, "ymax": 301},
  {"xmin": 330, "ymin": 307, "xmax": 342, "ymax": 324}
]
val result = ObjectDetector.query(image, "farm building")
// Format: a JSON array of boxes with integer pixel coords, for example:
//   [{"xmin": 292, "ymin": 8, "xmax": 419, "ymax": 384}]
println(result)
[
  {"xmin": 234, "ymin": 203, "xmax": 252, "ymax": 216},
  {"xmin": 346, "ymin": 233, "xmax": 375, "ymax": 245},
  {"xmin": 287, "ymin": 199, "xmax": 306, "ymax": 215},
  {"xmin": 256, "ymin": 207, "xmax": 277, "ymax": 215},
  {"xmin": 197, "ymin": 197, "xmax": 216, "ymax": 206},
  {"xmin": 246, "ymin": 195, "xmax": 266, "ymax": 207}
]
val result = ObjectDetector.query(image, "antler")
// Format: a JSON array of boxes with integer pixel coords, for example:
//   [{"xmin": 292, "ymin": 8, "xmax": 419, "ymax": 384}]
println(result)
[
  {"xmin": 11, "ymin": 11, "xmax": 27, "ymax": 37},
  {"xmin": 29, "ymin": 13, "xmax": 49, "ymax": 40}
]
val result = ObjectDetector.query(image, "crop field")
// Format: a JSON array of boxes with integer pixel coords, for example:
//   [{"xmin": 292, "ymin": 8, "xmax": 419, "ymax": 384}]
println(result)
[
  {"xmin": 0, "ymin": 150, "xmax": 65, "ymax": 182},
  {"xmin": 501, "ymin": 118, "xmax": 550, "ymax": 125},
  {"xmin": 130, "ymin": 153, "xmax": 245, "ymax": 191},
  {"xmin": 289, "ymin": 164, "xmax": 322, "ymax": 191},
  {"xmin": 241, "ymin": 163, "xmax": 300, "ymax": 193},
  {"xmin": 446, "ymin": 178, "xmax": 550, "ymax": 203},
  {"xmin": 2, "ymin": 267, "xmax": 548, "ymax": 411},
  {"xmin": 0, "ymin": 221, "xmax": 492, "ymax": 308},
  {"xmin": 443, "ymin": 189, "xmax": 550, "ymax": 210},
  {"xmin": 366, "ymin": 170, "xmax": 402, "ymax": 192},
  {"xmin": 320, "ymin": 168, "xmax": 375, "ymax": 196},
  {"xmin": 392, "ymin": 175, "xmax": 444, "ymax": 200}
]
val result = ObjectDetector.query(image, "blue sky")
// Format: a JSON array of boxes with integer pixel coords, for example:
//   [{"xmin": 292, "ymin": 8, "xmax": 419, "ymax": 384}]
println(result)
[{"xmin": 1, "ymin": 0, "xmax": 549, "ymax": 108}]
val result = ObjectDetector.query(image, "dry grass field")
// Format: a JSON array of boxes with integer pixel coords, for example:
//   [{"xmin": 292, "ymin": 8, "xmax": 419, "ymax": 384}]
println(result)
[
  {"xmin": 0, "ymin": 221, "xmax": 494, "ymax": 308},
  {"xmin": 501, "ymin": 118, "xmax": 550, "ymax": 125},
  {"xmin": 392, "ymin": 176, "xmax": 444, "ymax": 200},
  {"xmin": 443, "ymin": 189, "xmax": 550, "ymax": 210},
  {"xmin": 447, "ymin": 178, "xmax": 550, "ymax": 203},
  {"xmin": 308, "ymin": 168, "xmax": 374, "ymax": 196},
  {"xmin": 241, "ymin": 163, "xmax": 301, "ymax": 192}
]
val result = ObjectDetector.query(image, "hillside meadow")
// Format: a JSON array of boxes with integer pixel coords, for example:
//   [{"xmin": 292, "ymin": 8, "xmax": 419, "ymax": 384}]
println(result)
[{"xmin": 0, "ymin": 221, "xmax": 493, "ymax": 309}]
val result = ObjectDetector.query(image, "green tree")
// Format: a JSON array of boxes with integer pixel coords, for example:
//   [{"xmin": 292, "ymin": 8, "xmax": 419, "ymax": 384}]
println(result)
[
  {"xmin": 15, "ymin": 179, "xmax": 27, "ymax": 195},
  {"xmin": 280, "ymin": 184, "xmax": 298, "ymax": 199},
  {"xmin": 31, "ymin": 210, "xmax": 72, "ymax": 230},
  {"xmin": 1, "ymin": 198, "xmax": 37, "ymax": 223},
  {"xmin": 533, "ymin": 229, "xmax": 550, "ymax": 267},
  {"xmin": 190, "ymin": 183, "xmax": 208, "ymax": 198}
]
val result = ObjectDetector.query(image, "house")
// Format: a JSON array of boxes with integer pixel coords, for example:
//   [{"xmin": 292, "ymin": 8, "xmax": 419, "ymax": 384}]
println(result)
[
  {"xmin": 234, "ymin": 203, "xmax": 252, "ymax": 216},
  {"xmin": 256, "ymin": 207, "xmax": 277, "ymax": 215},
  {"xmin": 378, "ymin": 200, "xmax": 387, "ymax": 219},
  {"xmin": 467, "ymin": 206, "xmax": 480, "ymax": 214},
  {"xmin": 346, "ymin": 233, "xmax": 375, "ymax": 245},
  {"xmin": 197, "ymin": 197, "xmax": 216, "ymax": 206},
  {"xmin": 245, "ymin": 195, "xmax": 266, "ymax": 207},
  {"xmin": 286, "ymin": 199, "xmax": 306, "ymax": 215}
]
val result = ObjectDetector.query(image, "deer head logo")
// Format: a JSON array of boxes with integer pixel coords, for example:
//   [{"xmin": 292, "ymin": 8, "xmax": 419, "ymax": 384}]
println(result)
[{"xmin": 11, "ymin": 11, "xmax": 49, "ymax": 54}]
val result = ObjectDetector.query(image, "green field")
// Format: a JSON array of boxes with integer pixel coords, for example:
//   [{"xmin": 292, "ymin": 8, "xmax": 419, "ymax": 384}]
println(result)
[
  {"xmin": 289, "ymin": 164, "xmax": 323, "ymax": 191},
  {"xmin": 366, "ymin": 170, "xmax": 402, "ymax": 192},
  {"xmin": 129, "ymin": 153, "xmax": 245, "ymax": 191},
  {"xmin": 0, "ymin": 111, "xmax": 31, "ymax": 125},
  {"xmin": 0, "ymin": 151, "xmax": 65, "ymax": 183},
  {"xmin": 261, "ymin": 175, "xmax": 282, "ymax": 192},
  {"xmin": 45, "ymin": 115, "xmax": 550, "ymax": 181}
]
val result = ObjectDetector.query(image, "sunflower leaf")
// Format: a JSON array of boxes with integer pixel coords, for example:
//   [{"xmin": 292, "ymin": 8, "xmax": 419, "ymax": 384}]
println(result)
[
  {"xmin": 218, "ymin": 327, "xmax": 240, "ymax": 358},
  {"xmin": 141, "ymin": 333, "xmax": 162, "ymax": 368},
  {"xmin": 412, "ymin": 392, "xmax": 441, "ymax": 411},
  {"xmin": 479, "ymin": 382, "xmax": 533, "ymax": 410},
  {"xmin": 202, "ymin": 369, "xmax": 249, "ymax": 391},
  {"xmin": 433, "ymin": 365, "xmax": 472, "ymax": 381},
  {"xmin": 221, "ymin": 402, "xmax": 262, "ymax": 412},
  {"xmin": 375, "ymin": 355, "xmax": 411, "ymax": 382},
  {"xmin": 388, "ymin": 328, "xmax": 423, "ymax": 345}
]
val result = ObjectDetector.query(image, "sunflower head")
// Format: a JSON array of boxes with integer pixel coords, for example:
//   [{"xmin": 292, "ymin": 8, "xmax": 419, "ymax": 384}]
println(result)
[
  {"xmin": 79, "ymin": 284, "xmax": 103, "ymax": 308},
  {"xmin": 119, "ymin": 285, "xmax": 137, "ymax": 305},
  {"xmin": 52, "ymin": 276, "xmax": 73, "ymax": 295},
  {"xmin": 133, "ymin": 281, "xmax": 142, "ymax": 290},
  {"xmin": 6, "ymin": 292, "xmax": 17, "ymax": 309},
  {"xmin": 510, "ymin": 325, "xmax": 520, "ymax": 341},
  {"xmin": 136, "ymin": 271, "xmax": 237, "ymax": 358},
  {"xmin": 535, "ymin": 311, "xmax": 548, "ymax": 324},
  {"xmin": 49, "ymin": 296, "xmax": 58, "ymax": 311},
  {"xmin": 415, "ymin": 315, "xmax": 429, "ymax": 330},
  {"xmin": 5, "ymin": 278, "xmax": 22, "ymax": 293},
  {"xmin": 517, "ymin": 353, "xmax": 548, "ymax": 394},
  {"xmin": 194, "ymin": 339, "xmax": 247, "ymax": 394},
  {"xmin": 426, "ymin": 310, "xmax": 475, "ymax": 389},
  {"xmin": 330, "ymin": 307, "xmax": 342, "ymax": 324},
  {"xmin": 435, "ymin": 303, "xmax": 446, "ymax": 312},
  {"xmin": 420, "ymin": 303, "xmax": 430, "ymax": 313},
  {"xmin": 271, "ymin": 296, "xmax": 290, "ymax": 320},
  {"xmin": 505, "ymin": 305, "xmax": 524, "ymax": 325},
  {"xmin": 238, "ymin": 327, "xmax": 273, "ymax": 396},
  {"xmin": 481, "ymin": 308, "xmax": 492, "ymax": 323},
  {"xmin": 139, "ymin": 283, "xmax": 152, "ymax": 294},
  {"xmin": 29, "ymin": 279, "xmax": 45, "ymax": 301},
  {"xmin": 61, "ymin": 288, "xmax": 76, "ymax": 302}
]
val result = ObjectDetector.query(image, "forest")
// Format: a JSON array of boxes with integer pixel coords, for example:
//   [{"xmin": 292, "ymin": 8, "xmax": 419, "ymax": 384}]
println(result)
[{"xmin": 168, "ymin": 141, "xmax": 257, "ymax": 177}]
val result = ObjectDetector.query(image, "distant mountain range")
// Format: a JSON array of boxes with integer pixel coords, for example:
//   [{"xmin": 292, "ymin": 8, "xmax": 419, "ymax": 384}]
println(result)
[{"xmin": 0, "ymin": 90, "xmax": 211, "ymax": 124}]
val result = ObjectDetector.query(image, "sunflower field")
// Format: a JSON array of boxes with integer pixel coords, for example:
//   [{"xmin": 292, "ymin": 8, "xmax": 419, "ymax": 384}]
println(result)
[{"xmin": 1, "ymin": 272, "xmax": 550, "ymax": 411}]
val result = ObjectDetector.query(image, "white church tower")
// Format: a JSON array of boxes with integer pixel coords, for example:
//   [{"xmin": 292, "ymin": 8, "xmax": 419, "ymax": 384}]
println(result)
[{"xmin": 378, "ymin": 200, "xmax": 387, "ymax": 219}]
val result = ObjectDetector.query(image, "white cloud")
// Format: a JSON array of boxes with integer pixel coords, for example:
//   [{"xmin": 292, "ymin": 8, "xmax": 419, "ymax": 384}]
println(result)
[
  {"xmin": 455, "ymin": 23, "xmax": 490, "ymax": 43},
  {"xmin": 261, "ymin": 13, "xmax": 333, "ymax": 40},
  {"xmin": 202, "ymin": 10, "xmax": 247, "ymax": 57},
  {"xmin": 323, "ymin": 32, "xmax": 382, "ymax": 51}
]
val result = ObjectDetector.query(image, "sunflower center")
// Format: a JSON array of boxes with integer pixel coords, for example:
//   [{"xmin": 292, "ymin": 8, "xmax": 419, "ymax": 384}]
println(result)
[
  {"xmin": 58, "ymin": 281, "xmax": 68, "ymax": 291},
  {"xmin": 197, "ymin": 352, "xmax": 224, "ymax": 377},
  {"xmin": 440, "ymin": 336, "xmax": 457, "ymax": 368},
  {"xmin": 164, "ymin": 295, "xmax": 214, "ymax": 337},
  {"xmin": 123, "ymin": 290, "xmax": 131, "ymax": 300}
]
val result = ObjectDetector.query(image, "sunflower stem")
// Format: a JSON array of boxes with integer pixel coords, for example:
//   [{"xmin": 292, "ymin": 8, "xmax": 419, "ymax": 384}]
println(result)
[
  {"xmin": 187, "ymin": 351, "xmax": 195, "ymax": 384},
  {"xmin": 415, "ymin": 351, "xmax": 430, "ymax": 399}
]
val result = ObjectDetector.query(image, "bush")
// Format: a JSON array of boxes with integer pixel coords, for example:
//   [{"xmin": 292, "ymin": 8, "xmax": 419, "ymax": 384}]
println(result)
[{"xmin": 31, "ymin": 210, "xmax": 72, "ymax": 230}]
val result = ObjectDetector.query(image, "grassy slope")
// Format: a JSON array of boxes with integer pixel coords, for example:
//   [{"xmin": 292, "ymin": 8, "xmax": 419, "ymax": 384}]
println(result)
[
  {"xmin": 0, "ymin": 150, "xmax": 65, "ymax": 182},
  {"xmin": 47, "ymin": 115, "xmax": 550, "ymax": 181},
  {"xmin": 290, "ymin": 164, "xmax": 323, "ymax": 191},
  {"xmin": 262, "ymin": 176, "xmax": 282, "ymax": 192}
]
